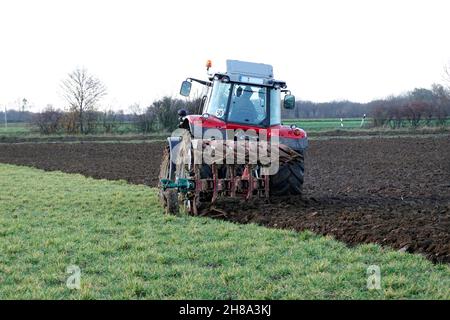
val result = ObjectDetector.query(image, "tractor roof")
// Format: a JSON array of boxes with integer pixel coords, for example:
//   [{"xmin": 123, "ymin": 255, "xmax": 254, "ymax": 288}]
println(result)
[
  {"xmin": 210, "ymin": 59, "xmax": 287, "ymax": 88},
  {"xmin": 226, "ymin": 60, "xmax": 274, "ymax": 80}
]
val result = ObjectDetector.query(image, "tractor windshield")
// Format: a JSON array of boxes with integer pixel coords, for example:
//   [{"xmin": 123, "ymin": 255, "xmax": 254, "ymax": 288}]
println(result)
[
  {"xmin": 206, "ymin": 81, "xmax": 231, "ymax": 120},
  {"xmin": 205, "ymin": 80, "xmax": 281, "ymax": 126},
  {"xmin": 228, "ymin": 85, "xmax": 267, "ymax": 125}
]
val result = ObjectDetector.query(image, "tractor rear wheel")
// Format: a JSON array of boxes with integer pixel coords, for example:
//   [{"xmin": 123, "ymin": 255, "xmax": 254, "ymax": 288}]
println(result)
[
  {"xmin": 269, "ymin": 150, "xmax": 304, "ymax": 196},
  {"xmin": 159, "ymin": 146, "xmax": 179, "ymax": 214},
  {"xmin": 175, "ymin": 129, "xmax": 198, "ymax": 214}
]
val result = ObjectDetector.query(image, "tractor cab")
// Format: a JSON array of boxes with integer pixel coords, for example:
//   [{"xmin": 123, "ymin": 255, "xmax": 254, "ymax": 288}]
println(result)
[{"xmin": 180, "ymin": 60, "xmax": 295, "ymax": 128}]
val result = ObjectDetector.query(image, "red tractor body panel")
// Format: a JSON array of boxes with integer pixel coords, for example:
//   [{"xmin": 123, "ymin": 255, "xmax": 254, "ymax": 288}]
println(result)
[{"xmin": 185, "ymin": 115, "xmax": 307, "ymax": 140}]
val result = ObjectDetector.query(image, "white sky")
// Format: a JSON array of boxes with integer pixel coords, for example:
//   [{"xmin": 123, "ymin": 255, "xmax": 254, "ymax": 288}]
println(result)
[{"xmin": 1, "ymin": 0, "xmax": 449, "ymax": 112}]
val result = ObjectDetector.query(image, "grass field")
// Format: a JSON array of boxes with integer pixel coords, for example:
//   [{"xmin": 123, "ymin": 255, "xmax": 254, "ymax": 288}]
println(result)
[
  {"xmin": 0, "ymin": 122, "xmax": 141, "ymax": 136},
  {"xmin": 1, "ymin": 120, "xmax": 370, "ymax": 136},
  {"xmin": 284, "ymin": 117, "xmax": 450, "ymax": 131},
  {"xmin": 0, "ymin": 164, "xmax": 449, "ymax": 299},
  {"xmin": 0, "ymin": 122, "xmax": 33, "ymax": 136},
  {"xmin": 2, "ymin": 119, "xmax": 449, "ymax": 141},
  {"xmin": 283, "ymin": 118, "xmax": 370, "ymax": 131}
]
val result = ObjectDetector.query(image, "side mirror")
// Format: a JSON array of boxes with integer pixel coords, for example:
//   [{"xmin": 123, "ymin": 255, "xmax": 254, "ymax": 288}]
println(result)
[
  {"xmin": 283, "ymin": 94, "xmax": 296, "ymax": 109},
  {"xmin": 180, "ymin": 81, "xmax": 192, "ymax": 97}
]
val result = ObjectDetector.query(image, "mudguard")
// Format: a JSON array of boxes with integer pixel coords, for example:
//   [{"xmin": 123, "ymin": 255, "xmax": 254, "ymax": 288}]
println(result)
[{"xmin": 279, "ymin": 136, "xmax": 308, "ymax": 154}]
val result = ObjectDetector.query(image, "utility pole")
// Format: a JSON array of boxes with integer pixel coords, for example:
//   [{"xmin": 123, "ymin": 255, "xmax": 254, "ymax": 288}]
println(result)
[
  {"xmin": 22, "ymin": 98, "xmax": 27, "ymax": 113},
  {"xmin": 4, "ymin": 105, "xmax": 7, "ymax": 129},
  {"xmin": 360, "ymin": 114, "xmax": 366, "ymax": 128}
]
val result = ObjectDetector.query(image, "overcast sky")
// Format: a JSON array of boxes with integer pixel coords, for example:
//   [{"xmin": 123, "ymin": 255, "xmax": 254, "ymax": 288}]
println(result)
[{"xmin": 1, "ymin": 0, "xmax": 449, "ymax": 111}]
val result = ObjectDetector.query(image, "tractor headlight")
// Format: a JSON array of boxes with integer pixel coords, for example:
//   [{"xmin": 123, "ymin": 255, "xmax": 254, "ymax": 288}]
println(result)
[{"xmin": 202, "ymin": 113, "xmax": 210, "ymax": 120}]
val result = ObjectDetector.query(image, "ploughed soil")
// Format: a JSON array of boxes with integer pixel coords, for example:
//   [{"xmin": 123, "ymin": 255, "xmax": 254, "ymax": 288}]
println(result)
[
  {"xmin": 0, "ymin": 142, "xmax": 165, "ymax": 187},
  {"xmin": 0, "ymin": 136, "xmax": 449, "ymax": 263}
]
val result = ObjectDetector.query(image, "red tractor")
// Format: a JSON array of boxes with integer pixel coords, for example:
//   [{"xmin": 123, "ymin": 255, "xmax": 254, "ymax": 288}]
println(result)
[{"xmin": 159, "ymin": 60, "xmax": 307, "ymax": 214}]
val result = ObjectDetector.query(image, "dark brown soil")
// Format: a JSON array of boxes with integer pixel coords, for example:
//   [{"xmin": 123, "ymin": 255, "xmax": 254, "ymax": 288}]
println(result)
[
  {"xmin": 0, "ymin": 142, "xmax": 165, "ymax": 187},
  {"xmin": 0, "ymin": 136, "xmax": 449, "ymax": 263},
  {"xmin": 0, "ymin": 134, "xmax": 166, "ymax": 144}
]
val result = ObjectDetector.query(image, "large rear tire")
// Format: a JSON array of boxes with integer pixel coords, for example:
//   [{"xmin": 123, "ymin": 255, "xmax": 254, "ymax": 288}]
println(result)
[
  {"xmin": 269, "ymin": 150, "xmax": 304, "ymax": 196},
  {"xmin": 176, "ymin": 130, "xmax": 205, "ymax": 214},
  {"xmin": 159, "ymin": 146, "xmax": 179, "ymax": 214}
]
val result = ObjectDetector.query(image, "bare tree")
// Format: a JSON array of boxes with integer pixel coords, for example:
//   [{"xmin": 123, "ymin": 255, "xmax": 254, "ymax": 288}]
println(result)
[
  {"xmin": 444, "ymin": 64, "xmax": 450, "ymax": 89},
  {"xmin": 100, "ymin": 108, "xmax": 119, "ymax": 134},
  {"xmin": 61, "ymin": 68, "xmax": 106, "ymax": 134},
  {"xmin": 432, "ymin": 83, "xmax": 450, "ymax": 125},
  {"xmin": 32, "ymin": 105, "xmax": 63, "ymax": 134},
  {"xmin": 130, "ymin": 103, "xmax": 156, "ymax": 133}
]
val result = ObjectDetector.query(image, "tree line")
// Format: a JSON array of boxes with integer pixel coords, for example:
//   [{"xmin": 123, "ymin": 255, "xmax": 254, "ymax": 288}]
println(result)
[
  {"xmin": 2, "ymin": 66, "xmax": 449, "ymax": 134},
  {"xmin": 282, "ymin": 85, "xmax": 450, "ymax": 127},
  {"xmin": 284, "ymin": 65, "xmax": 450, "ymax": 128},
  {"xmin": 0, "ymin": 68, "xmax": 203, "ymax": 135},
  {"xmin": 24, "ymin": 96, "xmax": 203, "ymax": 135}
]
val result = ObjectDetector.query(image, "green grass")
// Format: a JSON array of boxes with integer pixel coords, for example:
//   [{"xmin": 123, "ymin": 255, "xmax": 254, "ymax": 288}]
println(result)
[
  {"xmin": 2, "ymin": 119, "xmax": 449, "ymax": 141},
  {"xmin": 283, "ymin": 118, "xmax": 372, "ymax": 131},
  {"xmin": 283, "ymin": 118, "xmax": 450, "ymax": 132},
  {"xmin": 0, "ymin": 164, "xmax": 449, "ymax": 299},
  {"xmin": 0, "ymin": 121, "xmax": 163, "ymax": 137},
  {"xmin": 0, "ymin": 122, "xmax": 33, "ymax": 136},
  {"xmin": 0, "ymin": 122, "xmax": 170, "ymax": 143}
]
